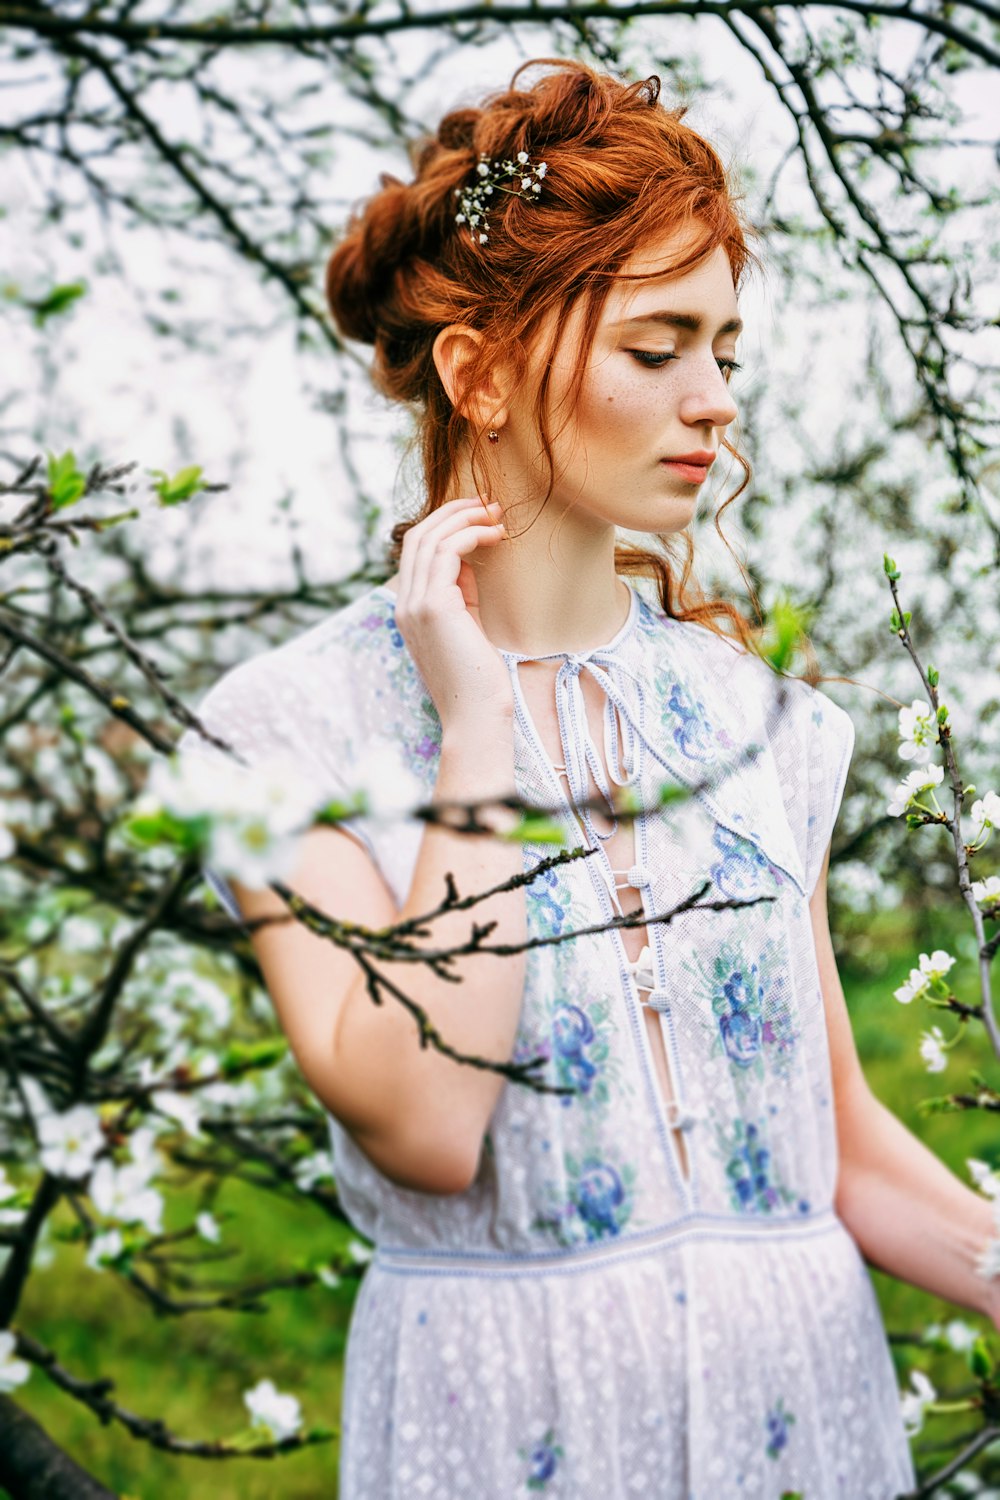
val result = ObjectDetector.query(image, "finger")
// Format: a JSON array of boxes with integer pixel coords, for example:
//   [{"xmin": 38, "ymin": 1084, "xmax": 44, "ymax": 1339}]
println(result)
[
  {"xmin": 421, "ymin": 521, "xmax": 505, "ymax": 603},
  {"xmin": 407, "ymin": 504, "xmax": 504, "ymax": 605},
  {"xmin": 396, "ymin": 498, "xmax": 489, "ymax": 608}
]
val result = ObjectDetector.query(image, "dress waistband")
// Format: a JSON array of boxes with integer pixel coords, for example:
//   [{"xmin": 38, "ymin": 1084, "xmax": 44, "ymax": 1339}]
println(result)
[{"xmin": 372, "ymin": 1207, "xmax": 841, "ymax": 1280}]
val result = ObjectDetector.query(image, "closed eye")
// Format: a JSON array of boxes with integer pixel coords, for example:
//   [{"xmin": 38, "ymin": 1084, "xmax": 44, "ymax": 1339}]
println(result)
[{"xmin": 629, "ymin": 350, "xmax": 743, "ymax": 379}]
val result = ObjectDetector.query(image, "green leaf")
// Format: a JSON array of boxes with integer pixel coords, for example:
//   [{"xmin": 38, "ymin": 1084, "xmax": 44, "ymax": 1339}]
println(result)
[
  {"xmin": 936, "ymin": 704, "xmax": 949, "ymax": 724},
  {"xmin": 497, "ymin": 814, "xmax": 566, "ymax": 845},
  {"xmin": 759, "ymin": 592, "xmax": 813, "ymax": 673},
  {"xmin": 889, "ymin": 609, "xmax": 901, "ymax": 632},
  {"xmin": 220, "ymin": 1037, "xmax": 289, "ymax": 1077},
  {"xmin": 31, "ymin": 280, "xmax": 87, "ymax": 326},
  {"xmin": 927, "ymin": 665, "xmax": 939, "ymax": 687},
  {"xmin": 149, "ymin": 465, "xmax": 206, "ymax": 506},
  {"xmin": 882, "ymin": 553, "xmax": 900, "ymax": 581},
  {"xmin": 46, "ymin": 450, "xmax": 87, "ymax": 510},
  {"xmin": 970, "ymin": 1337, "xmax": 995, "ymax": 1380}
]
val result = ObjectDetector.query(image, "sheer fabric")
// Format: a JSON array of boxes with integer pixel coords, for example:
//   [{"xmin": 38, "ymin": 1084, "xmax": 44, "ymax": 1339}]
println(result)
[{"xmin": 178, "ymin": 582, "xmax": 915, "ymax": 1499}]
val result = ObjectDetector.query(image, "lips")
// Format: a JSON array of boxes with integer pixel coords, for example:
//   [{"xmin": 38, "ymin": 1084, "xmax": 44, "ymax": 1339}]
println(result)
[
  {"xmin": 658, "ymin": 449, "xmax": 716, "ymax": 484},
  {"xmin": 663, "ymin": 451, "xmax": 716, "ymax": 465}
]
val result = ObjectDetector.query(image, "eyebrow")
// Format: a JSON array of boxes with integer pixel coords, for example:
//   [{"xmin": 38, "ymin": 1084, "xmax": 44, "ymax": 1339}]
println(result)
[{"xmin": 614, "ymin": 310, "xmax": 744, "ymax": 337}]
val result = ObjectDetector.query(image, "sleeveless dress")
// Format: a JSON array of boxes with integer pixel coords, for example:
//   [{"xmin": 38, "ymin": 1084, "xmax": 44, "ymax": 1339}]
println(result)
[{"xmin": 178, "ymin": 580, "xmax": 917, "ymax": 1500}]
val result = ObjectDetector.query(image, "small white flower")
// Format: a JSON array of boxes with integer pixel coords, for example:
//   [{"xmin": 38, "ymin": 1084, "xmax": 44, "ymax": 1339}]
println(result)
[
  {"xmin": 520, "ymin": 175, "xmax": 532, "ymax": 190},
  {"xmin": 37, "ymin": 1104, "xmax": 104, "ymax": 1180},
  {"xmin": 317, "ymin": 1266, "xmax": 341, "ymax": 1290},
  {"xmin": 919, "ymin": 949, "xmax": 955, "ymax": 981},
  {"xmin": 516, "ymin": 150, "xmax": 529, "ymax": 163},
  {"xmin": 900, "ymin": 1369, "xmax": 936, "ymax": 1435},
  {"xmin": 976, "ymin": 1236, "xmax": 1000, "ymax": 1279},
  {"xmin": 479, "ymin": 233, "xmax": 488, "ymax": 244},
  {"xmin": 476, "ymin": 160, "xmax": 489, "ymax": 177},
  {"xmin": 919, "ymin": 1026, "xmax": 947, "ymax": 1073},
  {"xmin": 86, "ymin": 1228, "xmax": 124, "ymax": 1271},
  {"xmin": 0, "ymin": 820, "xmax": 15, "ymax": 860},
  {"xmin": 887, "ymin": 763, "xmax": 944, "ymax": 817},
  {"xmin": 894, "ymin": 968, "xmax": 927, "ymax": 1005},
  {"xmin": 349, "ymin": 742, "xmax": 424, "ymax": 821},
  {"xmin": 972, "ymin": 876, "xmax": 1000, "ymax": 909},
  {"xmin": 897, "ymin": 699, "xmax": 938, "ymax": 765},
  {"xmin": 346, "ymin": 1238, "xmax": 374, "ymax": 1264},
  {"xmin": 243, "ymin": 1378, "xmax": 303, "ymax": 1442},
  {"xmin": 0, "ymin": 1330, "xmax": 30, "ymax": 1394},
  {"xmin": 196, "ymin": 1211, "xmax": 221, "ymax": 1243},
  {"xmin": 293, "ymin": 1152, "xmax": 334, "ymax": 1192},
  {"xmin": 943, "ymin": 1319, "xmax": 978, "ymax": 1353},
  {"xmin": 972, "ymin": 792, "xmax": 1000, "ymax": 834},
  {"xmin": 150, "ymin": 1088, "xmax": 202, "ymax": 1138},
  {"xmin": 968, "ymin": 1159, "xmax": 1000, "ymax": 1197},
  {"xmin": 537, "ymin": 162, "xmax": 547, "ymax": 177},
  {"xmin": 89, "ymin": 1157, "xmax": 164, "ymax": 1234}
]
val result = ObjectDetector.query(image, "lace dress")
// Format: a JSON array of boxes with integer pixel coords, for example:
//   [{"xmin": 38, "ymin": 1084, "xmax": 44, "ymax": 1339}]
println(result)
[{"xmin": 178, "ymin": 580, "xmax": 916, "ymax": 1500}]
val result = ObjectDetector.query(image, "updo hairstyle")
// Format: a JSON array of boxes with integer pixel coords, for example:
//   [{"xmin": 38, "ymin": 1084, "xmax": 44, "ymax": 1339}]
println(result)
[{"xmin": 325, "ymin": 57, "xmax": 765, "ymax": 648}]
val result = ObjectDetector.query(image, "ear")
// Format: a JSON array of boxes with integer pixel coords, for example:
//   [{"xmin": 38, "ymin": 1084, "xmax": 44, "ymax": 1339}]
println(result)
[{"xmin": 432, "ymin": 323, "xmax": 513, "ymax": 434}]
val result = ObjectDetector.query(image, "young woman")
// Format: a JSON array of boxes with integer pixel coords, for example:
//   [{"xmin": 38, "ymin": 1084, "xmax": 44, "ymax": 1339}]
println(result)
[{"xmin": 181, "ymin": 58, "xmax": 999, "ymax": 1498}]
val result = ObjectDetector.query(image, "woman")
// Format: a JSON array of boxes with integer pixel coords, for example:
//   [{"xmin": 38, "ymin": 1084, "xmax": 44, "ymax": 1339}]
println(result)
[{"xmin": 180, "ymin": 58, "xmax": 998, "ymax": 1498}]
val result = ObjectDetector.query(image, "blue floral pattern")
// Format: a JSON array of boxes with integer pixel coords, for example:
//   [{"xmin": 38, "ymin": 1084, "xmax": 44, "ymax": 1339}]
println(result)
[
  {"xmin": 518, "ymin": 1427, "xmax": 564, "ymax": 1490},
  {"xmin": 714, "ymin": 1118, "xmax": 803, "ymax": 1215},
  {"xmin": 684, "ymin": 939, "xmax": 799, "ymax": 1081},
  {"xmin": 533, "ymin": 1153, "xmax": 636, "ymax": 1245},
  {"xmin": 765, "ymin": 1397, "xmax": 796, "ymax": 1459},
  {"xmin": 710, "ymin": 825, "xmax": 786, "ymax": 902}
]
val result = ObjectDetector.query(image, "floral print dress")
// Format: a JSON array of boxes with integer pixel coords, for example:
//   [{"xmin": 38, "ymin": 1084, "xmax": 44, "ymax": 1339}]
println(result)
[{"xmin": 180, "ymin": 581, "xmax": 917, "ymax": 1500}]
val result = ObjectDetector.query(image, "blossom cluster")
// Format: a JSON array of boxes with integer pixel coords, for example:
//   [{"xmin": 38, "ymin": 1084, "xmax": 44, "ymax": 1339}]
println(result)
[
  {"xmin": 893, "ymin": 949, "xmax": 956, "ymax": 1005},
  {"xmin": 454, "ymin": 151, "xmax": 547, "ymax": 245}
]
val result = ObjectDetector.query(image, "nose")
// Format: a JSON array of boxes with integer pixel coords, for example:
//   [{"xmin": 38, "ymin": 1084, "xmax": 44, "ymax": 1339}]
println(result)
[{"xmin": 678, "ymin": 353, "xmax": 739, "ymax": 432}]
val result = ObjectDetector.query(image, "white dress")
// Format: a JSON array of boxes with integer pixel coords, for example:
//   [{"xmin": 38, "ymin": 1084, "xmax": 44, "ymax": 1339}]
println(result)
[{"xmin": 178, "ymin": 580, "xmax": 917, "ymax": 1500}]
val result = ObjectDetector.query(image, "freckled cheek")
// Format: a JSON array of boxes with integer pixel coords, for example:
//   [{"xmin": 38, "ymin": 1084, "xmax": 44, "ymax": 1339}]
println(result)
[{"xmin": 578, "ymin": 380, "xmax": 670, "ymax": 452}]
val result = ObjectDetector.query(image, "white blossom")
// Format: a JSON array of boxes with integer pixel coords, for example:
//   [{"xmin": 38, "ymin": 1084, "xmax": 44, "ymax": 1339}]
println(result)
[
  {"xmin": 86, "ymin": 1228, "xmax": 125, "ymax": 1271},
  {"xmin": 345, "ymin": 1238, "xmax": 374, "ymax": 1265},
  {"xmin": 972, "ymin": 876, "xmax": 1000, "ymax": 910},
  {"xmin": 968, "ymin": 1159, "xmax": 1000, "ymax": 1197},
  {"xmin": 943, "ymin": 1319, "xmax": 978, "ymax": 1353},
  {"xmin": 919, "ymin": 949, "xmax": 956, "ymax": 981},
  {"xmin": 196, "ymin": 1212, "xmax": 221, "ymax": 1243},
  {"xmin": 0, "ymin": 1330, "xmax": 30, "ymax": 1394},
  {"xmin": 349, "ymin": 741, "xmax": 424, "ymax": 821},
  {"xmin": 976, "ymin": 1235, "xmax": 1000, "ymax": 1280},
  {"xmin": 0, "ymin": 1166, "xmax": 24, "ymax": 1229},
  {"xmin": 887, "ymin": 763, "xmax": 944, "ymax": 817},
  {"xmin": 242, "ymin": 1378, "xmax": 303, "ymax": 1442},
  {"xmin": 89, "ymin": 1156, "xmax": 163, "ymax": 1234},
  {"xmin": 317, "ymin": 1266, "xmax": 341, "ymax": 1290},
  {"xmin": 893, "ymin": 969, "xmax": 926, "ymax": 1005},
  {"xmin": 897, "ymin": 699, "xmax": 938, "ymax": 765},
  {"xmin": 293, "ymin": 1152, "xmax": 334, "ymax": 1191},
  {"xmin": 150, "ymin": 1088, "xmax": 203, "ymax": 1138},
  {"xmin": 0, "ymin": 816, "xmax": 14, "ymax": 860},
  {"xmin": 140, "ymin": 749, "xmax": 323, "ymax": 890},
  {"xmin": 37, "ymin": 1104, "xmax": 104, "ymax": 1180},
  {"xmin": 899, "ymin": 1369, "xmax": 936, "ymax": 1436},
  {"xmin": 919, "ymin": 1026, "xmax": 947, "ymax": 1073}
]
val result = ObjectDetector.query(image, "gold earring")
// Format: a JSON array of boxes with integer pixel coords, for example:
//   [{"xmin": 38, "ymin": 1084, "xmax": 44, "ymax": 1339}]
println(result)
[{"xmin": 488, "ymin": 429, "xmax": 500, "ymax": 444}]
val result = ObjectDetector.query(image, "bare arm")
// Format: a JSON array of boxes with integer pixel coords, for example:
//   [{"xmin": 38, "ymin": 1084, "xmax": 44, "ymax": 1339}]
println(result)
[
  {"xmin": 813, "ymin": 844, "xmax": 999, "ymax": 1325},
  {"xmin": 227, "ymin": 497, "xmax": 530, "ymax": 1197}
]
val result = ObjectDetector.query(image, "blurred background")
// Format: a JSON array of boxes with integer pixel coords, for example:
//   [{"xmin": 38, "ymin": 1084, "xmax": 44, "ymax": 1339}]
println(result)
[{"xmin": 1, "ymin": 1, "xmax": 999, "ymax": 1494}]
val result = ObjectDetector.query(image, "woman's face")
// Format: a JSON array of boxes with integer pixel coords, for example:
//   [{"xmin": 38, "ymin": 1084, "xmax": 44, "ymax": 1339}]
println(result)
[{"xmin": 509, "ymin": 233, "xmax": 742, "ymax": 536}]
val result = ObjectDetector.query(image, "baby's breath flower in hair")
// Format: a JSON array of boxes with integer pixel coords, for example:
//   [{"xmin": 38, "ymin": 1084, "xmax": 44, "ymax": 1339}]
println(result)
[{"xmin": 454, "ymin": 150, "xmax": 548, "ymax": 245}]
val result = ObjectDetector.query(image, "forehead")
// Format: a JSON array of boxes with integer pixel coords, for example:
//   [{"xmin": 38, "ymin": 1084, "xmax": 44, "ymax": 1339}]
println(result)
[{"xmin": 604, "ymin": 242, "xmax": 741, "ymax": 330}]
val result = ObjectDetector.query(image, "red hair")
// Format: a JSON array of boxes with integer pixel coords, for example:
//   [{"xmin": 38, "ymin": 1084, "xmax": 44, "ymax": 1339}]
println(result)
[{"xmin": 325, "ymin": 58, "xmax": 769, "ymax": 653}]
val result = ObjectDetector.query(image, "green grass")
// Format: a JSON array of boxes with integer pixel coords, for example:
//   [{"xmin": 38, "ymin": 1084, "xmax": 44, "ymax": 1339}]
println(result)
[{"xmin": 6, "ymin": 898, "xmax": 998, "ymax": 1497}]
